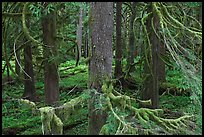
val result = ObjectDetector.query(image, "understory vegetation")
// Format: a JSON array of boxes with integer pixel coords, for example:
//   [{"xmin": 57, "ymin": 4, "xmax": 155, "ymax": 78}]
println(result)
[
  {"xmin": 2, "ymin": 59, "xmax": 202, "ymax": 135},
  {"xmin": 2, "ymin": 2, "xmax": 202, "ymax": 135}
]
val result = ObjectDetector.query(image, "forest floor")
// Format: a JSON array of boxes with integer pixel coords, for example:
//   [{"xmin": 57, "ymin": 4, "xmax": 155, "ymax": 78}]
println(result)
[{"xmin": 2, "ymin": 59, "xmax": 202, "ymax": 135}]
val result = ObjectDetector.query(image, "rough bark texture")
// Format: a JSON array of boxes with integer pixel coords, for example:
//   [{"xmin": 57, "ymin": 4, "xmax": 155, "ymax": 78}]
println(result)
[
  {"xmin": 22, "ymin": 18, "xmax": 36, "ymax": 101},
  {"xmin": 141, "ymin": 5, "xmax": 152, "ymax": 106},
  {"xmin": 158, "ymin": 42, "xmax": 166, "ymax": 83},
  {"xmin": 88, "ymin": 2, "xmax": 113, "ymax": 135},
  {"xmin": 114, "ymin": 2, "xmax": 123, "ymax": 79},
  {"xmin": 141, "ymin": 3, "xmax": 159, "ymax": 109},
  {"xmin": 42, "ymin": 11, "xmax": 59, "ymax": 105},
  {"xmin": 151, "ymin": 10, "xmax": 159, "ymax": 109},
  {"xmin": 127, "ymin": 2, "xmax": 136, "ymax": 71}
]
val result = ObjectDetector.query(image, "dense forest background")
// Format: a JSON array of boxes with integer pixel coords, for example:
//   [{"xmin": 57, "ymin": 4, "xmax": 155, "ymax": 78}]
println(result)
[{"xmin": 2, "ymin": 2, "xmax": 202, "ymax": 135}]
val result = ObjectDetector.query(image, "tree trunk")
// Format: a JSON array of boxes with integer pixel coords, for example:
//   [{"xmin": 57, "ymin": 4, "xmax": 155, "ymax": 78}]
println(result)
[
  {"xmin": 151, "ymin": 9, "xmax": 159, "ymax": 109},
  {"xmin": 114, "ymin": 2, "xmax": 123, "ymax": 79},
  {"xmin": 42, "ymin": 10, "xmax": 59, "ymax": 105},
  {"xmin": 127, "ymin": 2, "xmax": 136, "ymax": 72},
  {"xmin": 22, "ymin": 37, "xmax": 36, "ymax": 101},
  {"xmin": 21, "ymin": 16, "xmax": 36, "ymax": 101},
  {"xmin": 141, "ymin": 3, "xmax": 159, "ymax": 109},
  {"xmin": 88, "ymin": 2, "xmax": 113, "ymax": 135},
  {"xmin": 76, "ymin": 4, "xmax": 83, "ymax": 60},
  {"xmin": 84, "ymin": 30, "xmax": 89, "ymax": 58},
  {"xmin": 158, "ymin": 42, "xmax": 166, "ymax": 83}
]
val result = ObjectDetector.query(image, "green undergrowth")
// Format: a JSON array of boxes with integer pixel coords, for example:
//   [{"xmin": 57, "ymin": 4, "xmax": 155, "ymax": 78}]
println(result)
[
  {"xmin": 165, "ymin": 68, "xmax": 191, "ymax": 91},
  {"xmin": 59, "ymin": 72, "xmax": 88, "ymax": 88},
  {"xmin": 2, "ymin": 88, "xmax": 88, "ymax": 135},
  {"xmin": 2, "ymin": 60, "xmax": 89, "ymax": 135},
  {"xmin": 159, "ymin": 95, "xmax": 202, "ymax": 135},
  {"xmin": 2, "ymin": 60, "xmax": 202, "ymax": 135}
]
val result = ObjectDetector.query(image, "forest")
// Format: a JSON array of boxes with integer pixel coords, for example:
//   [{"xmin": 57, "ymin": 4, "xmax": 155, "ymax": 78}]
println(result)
[{"xmin": 2, "ymin": 2, "xmax": 202, "ymax": 135}]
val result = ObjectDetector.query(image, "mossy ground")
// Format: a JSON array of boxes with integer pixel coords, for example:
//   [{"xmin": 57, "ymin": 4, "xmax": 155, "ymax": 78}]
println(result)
[{"xmin": 2, "ymin": 60, "xmax": 202, "ymax": 135}]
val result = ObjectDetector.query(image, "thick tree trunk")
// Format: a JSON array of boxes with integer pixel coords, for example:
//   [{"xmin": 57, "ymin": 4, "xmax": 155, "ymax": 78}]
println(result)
[
  {"xmin": 42, "ymin": 11, "xmax": 59, "ymax": 105},
  {"xmin": 114, "ymin": 2, "xmax": 123, "ymax": 79},
  {"xmin": 141, "ymin": 3, "xmax": 159, "ymax": 109},
  {"xmin": 151, "ymin": 9, "xmax": 159, "ymax": 109},
  {"xmin": 22, "ymin": 39, "xmax": 36, "ymax": 101},
  {"xmin": 22, "ymin": 18, "xmax": 36, "ymax": 101},
  {"xmin": 158, "ymin": 42, "xmax": 166, "ymax": 83},
  {"xmin": 88, "ymin": 2, "xmax": 113, "ymax": 135},
  {"xmin": 127, "ymin": 2, "xmax": 136, "ymax": 72}
]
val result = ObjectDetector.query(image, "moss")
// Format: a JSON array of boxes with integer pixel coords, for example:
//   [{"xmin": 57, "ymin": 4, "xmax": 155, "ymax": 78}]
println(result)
[{"xmin": 39, "ymin": 107, "xmax": 55, "ymax": 135}]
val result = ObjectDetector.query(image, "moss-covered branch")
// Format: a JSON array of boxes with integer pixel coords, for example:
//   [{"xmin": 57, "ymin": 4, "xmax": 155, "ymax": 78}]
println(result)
[
  {"xmin": 19, "ymin": 91, "xmax": 90, "ymax": 135},
  {"xmin": 100, "ymin": 80, "xmax": 195, "ymax": 135},
  {"xmin": 22, "ymin": 2, "xmax": 42, "ymax": 46},
  {"xmin": 2, "ymin": 12, "xmax": 31, "ymax": 17}
]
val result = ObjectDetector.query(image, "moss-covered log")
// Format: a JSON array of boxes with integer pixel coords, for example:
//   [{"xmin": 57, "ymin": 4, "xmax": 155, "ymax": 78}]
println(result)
[{"xmin": 18, "ymin": 91, "xmax": 90, "ymax": 135}]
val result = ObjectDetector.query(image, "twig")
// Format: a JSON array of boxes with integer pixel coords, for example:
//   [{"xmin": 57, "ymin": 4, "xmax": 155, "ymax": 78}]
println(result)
[{"xmin": 66, "ymin": 85, "xmax": 77, "ymax": 95}]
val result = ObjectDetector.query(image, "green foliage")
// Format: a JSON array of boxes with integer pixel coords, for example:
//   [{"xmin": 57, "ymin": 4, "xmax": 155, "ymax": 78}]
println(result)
[
  {"xmin": 2, "ymin": 61, "xmax": 89, "ymax": 135},
  {"xmin": 60, "ymin": 72, "xmax": 88, "ymax": 88},
  {"xmin": 100, "ymin": 112, "xmax": 118, "ymax": 135},
  {"xmin": 184, "ymin": 2, "xmax": 200, "ymax": 8},
  {"xmin": 160, "ymin": 95, "xmax": 191, "ymax": 110},
  {"xmin": 28, "ymin": 3, "xmax": 43, "ymax": 18},
  {"xmin": 29, "ymin": 2, "xmax": 56, "ymax": 18},
  {"xmin": 166, "ymin": 68, "xmax": 188, "ymax": 90},
  {"xmin": 2, "ymin": 99, "xmax": 41, "ymax": 135},
  {"xmin": 2, "ymin": 2, "xmax": 202, "ymax": 135},
  {"xmin": 159, "ymin": 95, "xmax": 202, "ymax": 135}
]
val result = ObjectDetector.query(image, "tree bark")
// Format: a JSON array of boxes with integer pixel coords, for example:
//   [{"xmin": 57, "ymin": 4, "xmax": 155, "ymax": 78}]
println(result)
[
  {"xmin": 114, "ymin": 2, "xmax": 123, "ymax": 79},
  {"xmin": 158, "ymin": 42, "xmax": 166, "ymax": 83},
  {"xmin": 141, "ymin": 3, "xmax": 159, "ymax": 109},
  {"xmin": 42, "ymin": 10, "xmax": 59, "ymax": 105},
  {"xmin": 127, "ymin": 2, "xmax": 136, "ymax": 72},
  {"xmin": 84, "ymin": 31, "xmax": 89, "ymax": 58},
  {"xmin": 22, "ymin": 16, "xmax": 36, "ymax": 101},
  {"xmin": 151, "ymin": 9, "xmax": 159, "ymax": 108},
  {"xmin": 76, "ymin": 4, "xmax": 83, "ymax": 60},
  {"xmin": 22, "ymin": 38, "xmax": 36, "ymax": 101},
  {"xmin": 88, "ymin": 2, "xmax": 113, "ymax": 135}
]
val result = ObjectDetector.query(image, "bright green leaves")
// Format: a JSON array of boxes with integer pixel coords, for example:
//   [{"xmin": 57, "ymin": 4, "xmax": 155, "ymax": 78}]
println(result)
[{"xmin": 28, "ymin": 2, "xmax": 55, "ymax": 18}]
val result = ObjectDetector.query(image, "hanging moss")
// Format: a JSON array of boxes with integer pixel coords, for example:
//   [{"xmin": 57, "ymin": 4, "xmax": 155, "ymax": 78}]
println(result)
[
  {"xmin": 39, "ymin": 107, "xmax": 55, "ymax": 135},
  {"xmin": 19, "ymin": 91, "xmax": 90, "ymax": 135},
  {"xmin": 22, "ymin": 2, "xmax": 42, "ymax": 46},
  {"xmin": 51, "ymin": 113, "xmax": 63, "ymax": 135}
]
